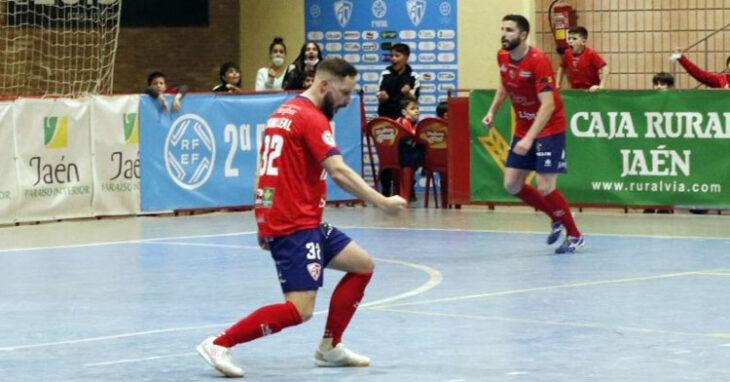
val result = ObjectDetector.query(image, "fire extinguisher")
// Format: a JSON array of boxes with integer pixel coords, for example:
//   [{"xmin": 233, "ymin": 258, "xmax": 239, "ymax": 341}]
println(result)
[{"xmin": 548, "ymin": 0, "xmax": 576, "ymax": 55}]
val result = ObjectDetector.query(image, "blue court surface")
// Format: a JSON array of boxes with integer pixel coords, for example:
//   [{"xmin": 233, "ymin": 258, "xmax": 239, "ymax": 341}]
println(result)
[{"xmin": 1, "ymin": 215, "xmax": 729, "ymax": 381}]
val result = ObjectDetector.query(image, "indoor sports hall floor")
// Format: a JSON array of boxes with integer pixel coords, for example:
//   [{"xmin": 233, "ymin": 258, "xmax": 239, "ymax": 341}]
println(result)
[{"xmin": 1, "ymin": 207, "xmax": 729, "ymax": 381}]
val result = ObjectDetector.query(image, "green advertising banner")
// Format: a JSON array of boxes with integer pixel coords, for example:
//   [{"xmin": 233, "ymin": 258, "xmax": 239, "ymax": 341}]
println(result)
[{"xmin": 470, "ymin": 90, "xmax": 730, "ymax": 207}]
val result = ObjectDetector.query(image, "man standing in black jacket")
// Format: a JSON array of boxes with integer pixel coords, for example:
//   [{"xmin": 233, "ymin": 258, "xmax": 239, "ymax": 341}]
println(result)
[{"xmin": 376, "ymin": 43, "xmax": 421, "ymax": 197}]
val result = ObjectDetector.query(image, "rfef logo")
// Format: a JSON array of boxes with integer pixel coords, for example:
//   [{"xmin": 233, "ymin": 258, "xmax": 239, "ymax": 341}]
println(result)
[
  {"xmin": 44, "ymin": 116, "xmax": 68, "ymax": 149},
  {"xmin": 164, "ymin": 114, "xmax": 215, "ymax": 190},
  {"xmin": 122, "ymin": 113, "xmax": 139, "ymax": 144},
  {"xmin": 334, "ymin": 0, "xmax": 353, "ymax": 28},
  {"xmin": 406, "ymin": 0, "xmax": 427, "ymax": 26}
]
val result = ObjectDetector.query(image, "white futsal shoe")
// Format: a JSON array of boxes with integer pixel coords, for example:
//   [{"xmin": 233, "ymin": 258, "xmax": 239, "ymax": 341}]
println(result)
[
  {"xmin": 196, "ymin": 336, "xmax": 245, "ymax": 378},
  {"xmin": 314, "ymin": 342, "xmax": 371, "ymax": 367}
]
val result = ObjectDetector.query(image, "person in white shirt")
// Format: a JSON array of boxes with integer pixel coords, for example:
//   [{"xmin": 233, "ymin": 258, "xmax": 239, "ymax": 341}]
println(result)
[{"xmin": 255, "ymin": 37, "xmax": 291, "ymax": 91}]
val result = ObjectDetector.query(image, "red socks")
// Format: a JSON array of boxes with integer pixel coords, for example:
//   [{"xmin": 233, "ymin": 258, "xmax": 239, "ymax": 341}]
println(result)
[
  {"xmin": 515, "ymin": 184, "xmax": 557, "ymax": 222},
  {"xmin": 323, "ymin": 272, "xmax": 373, "ymax": 346},
  {"xmin": 214, "ymin": 301, "xmax": 302, "ymax": 348},
  {"xmin": 544, "ymin": 189, "xmax": 581, "ymax": 237}
]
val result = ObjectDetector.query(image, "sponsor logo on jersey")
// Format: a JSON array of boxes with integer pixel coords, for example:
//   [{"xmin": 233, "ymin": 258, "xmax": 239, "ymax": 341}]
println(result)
[
  {"xmin": 519, "ymin": 71, "xmax": 533, "ymax": 78},
  {"xmin": 261, "ymin": 187, "xmax": 274, "ymax": 207},
  {"xmin": 307, "ymin": 263, "xmax": 322, "ymax": 281}
]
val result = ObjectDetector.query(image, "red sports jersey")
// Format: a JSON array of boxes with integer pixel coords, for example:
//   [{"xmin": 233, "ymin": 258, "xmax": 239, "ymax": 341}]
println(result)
[
  {"xmin": 678, "ymin": 55, "xmax": 730, "ymax": 88},
  {"xmin": 498, "ymin": 47, "xmax": 566, "ymax": 138},
  {"xmin": 255, "ymin": 96, "xmax": 340, "ymax": 237},
  {"xmin": 560, "ymin": 47, "xmax": 606, "ymax": 89}
]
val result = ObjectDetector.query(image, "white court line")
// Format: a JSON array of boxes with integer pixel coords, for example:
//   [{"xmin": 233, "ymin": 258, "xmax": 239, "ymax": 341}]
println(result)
[
  {"xmin": 2, "ymin": 255, "xmax": 441, "ymax": 353},
  {"xmin": 0, "ymin": 231, "xmax": 257, "ymax": 254},
  {"xmin": 143, "ymin": 241, "xmax": 261, "ymax": 250},
  {"xmin": 340, "ymin": 225, "xmax": 730, "ymax": 241},
  {"xmin": 83, "ymin": 352, "xmax": 196, "ymax": 367}
]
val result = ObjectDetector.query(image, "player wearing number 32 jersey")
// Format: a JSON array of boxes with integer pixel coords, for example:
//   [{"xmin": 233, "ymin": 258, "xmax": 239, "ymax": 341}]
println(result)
[{"xmin": 196, "ymin": 58, "xmax": 406, "ymax": 378}]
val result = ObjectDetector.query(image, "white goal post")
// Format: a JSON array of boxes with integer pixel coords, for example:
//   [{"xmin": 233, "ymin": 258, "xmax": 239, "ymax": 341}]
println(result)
[{"xmin": 0, "ymin": 0, "xmax": 122, "ymax": 97}]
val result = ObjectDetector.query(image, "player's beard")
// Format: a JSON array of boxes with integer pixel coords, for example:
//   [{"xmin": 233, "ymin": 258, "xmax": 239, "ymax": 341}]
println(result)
[
  {"xmin": 321, "ymin": 90, "xmax": 337, "ymax": 120},
  {"xmin": 501, "ymin": 36, "xmax": 520, "ymax": 51}
]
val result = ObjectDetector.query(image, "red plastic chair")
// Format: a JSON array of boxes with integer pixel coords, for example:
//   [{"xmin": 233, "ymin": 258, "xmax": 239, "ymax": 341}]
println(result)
[
  {"xmin": 416, "ymin": 117, "xmax": 449, "ymax": 208},
  {"xmin": 366, "ymin": 117, "xmax": 415, "ymax": 201}
]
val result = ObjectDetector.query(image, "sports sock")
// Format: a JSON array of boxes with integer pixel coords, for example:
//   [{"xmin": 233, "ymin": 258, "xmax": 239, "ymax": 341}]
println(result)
[
  {"xmin": 515, "ymin": 184, "xmax": 557, "ymax": 222},
  {"xmin": 545, "ymin": 189, "xmax": 581, "ymax": 237},
  {"xmin": 323, "ymin": 272, "xmax": 373, "ymax": 347},
  {"xmin": 214, "ymin": 301, "xmax": 302, "ymax": 348}
]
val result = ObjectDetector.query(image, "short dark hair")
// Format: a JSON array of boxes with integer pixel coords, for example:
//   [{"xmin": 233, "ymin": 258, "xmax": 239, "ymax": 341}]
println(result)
[
  {"xmin": 391, "ymin": 43, "xmax": 411, "ymax": 56},
  {"xmin": 316, "ymin": 57, "xmax": 357, "ymax": 79},
  {"xmin": 652, "ymin": 72, "xmax": 675, "ymax": 87},
  {"xmin": 568, "ymin": 26, "xmax": 588, "ymax": 39},
  {"xmin": 502, "ymin": 14, "xmax": 530, "ymax": 34},
  {"xmin": 436, "ymin": 101, "xmax": 448, "ymax": 118},
  {"xmin": 400, "ymin": 98, "xmax": 417, "ymax": 110},
  {"xmin": 269, "ymin": 37, "xmax": 286, "ymax": 54},
  {"xmin": 726, "ymin": 55, "xmax": 730, "ymax": 68},
  {"xmin": 147, "ymin": 71, "xmax": 165, "ymax": 86}
]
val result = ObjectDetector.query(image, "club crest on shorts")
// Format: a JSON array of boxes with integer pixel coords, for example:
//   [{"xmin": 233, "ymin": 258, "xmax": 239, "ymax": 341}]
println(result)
[{"xmin": 307, "ymin": 263, "xmax": 322, "ymax": 281}]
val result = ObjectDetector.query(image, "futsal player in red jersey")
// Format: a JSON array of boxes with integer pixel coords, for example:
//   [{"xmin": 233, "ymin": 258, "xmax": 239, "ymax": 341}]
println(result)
[
  {"xmin": 482, "ymin": 14, "xmax": 585, "ymax": 254},
  {"xmin": 556, "ymin": 26, "xmax": 609, "ymax": 92},
  {"xmin": 196, "ymin": 58, "xmax": 407, "ymax": 378}
]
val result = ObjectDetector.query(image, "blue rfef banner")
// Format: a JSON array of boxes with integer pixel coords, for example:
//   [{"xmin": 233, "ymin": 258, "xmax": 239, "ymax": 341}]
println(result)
[{"xmin": 139, "ymin": 93, "xmax": 362, "ymax": 211}]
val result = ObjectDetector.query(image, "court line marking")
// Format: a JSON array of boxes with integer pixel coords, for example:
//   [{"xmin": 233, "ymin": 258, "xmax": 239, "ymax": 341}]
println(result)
[
  {"xmin": 83, "ymin": 352, "xmax": 197, "ymax": 367},
  {"xmin": 0, "ymin": 231, "xmax": 257, "ymax": 253},
  {"xmin": 368, "ymin": 307, "xmax": 730, "ymax": 340},
  {"xmin": 2, "ymin": 223, "xmax": 728, "ymax": 254},
  {"xmin": 341, "ymin": 225, "xmax": 730, "ymax": 241},
  {"xmin": 143, "ymin": 241, "xmax": 261, "ymax": 250},
  {"xmin": 370, "ymin": 269, "xmax": 725, "ymax": 309},
  {"xmin": 1, "ymin": 256, "xmax": 441, "ymax": 353}
]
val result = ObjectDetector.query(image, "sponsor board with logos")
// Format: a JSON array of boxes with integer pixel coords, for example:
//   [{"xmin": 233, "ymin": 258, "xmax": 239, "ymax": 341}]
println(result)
[
  {"xmin": 306, "ymin": 0, "xmax": 457, "ymax": 188},
  {"xmin": 0, "ymin": 102, "xmax": 18, "ymax": 224}
]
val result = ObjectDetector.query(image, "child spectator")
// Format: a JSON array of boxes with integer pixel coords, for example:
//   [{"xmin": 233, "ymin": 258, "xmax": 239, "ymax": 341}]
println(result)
[
  {"xmin": 144, "ymin": 71, "xmax": 187, "ymax": 112},
  {"xmin": 380, "ymin": 99, "xmax": 425, "ymax": 200},
  {"xmin": 376, "ymin": 43, "xmax": 420, "ymax": 119},
  {"xmin": 557, "ymin": 26, "xmax": 609, "ymax": 92},
  {"xmin": 213, "ymin": 62, "xmax": 242, "ymax": 93},
  {"xmin": 302, "ymin": 70, "xmax": 316, "ymax": 89},
  {"xmin": 671, "ymin": 49, "xmax": 730, "ymax": 88},
  {"xmin": 652, "ymin": 72, "xmax": 675, "ymax": 90},
  {"xmin": 436, "ymin": 101, "xmax": 448, "ymax": 120}
]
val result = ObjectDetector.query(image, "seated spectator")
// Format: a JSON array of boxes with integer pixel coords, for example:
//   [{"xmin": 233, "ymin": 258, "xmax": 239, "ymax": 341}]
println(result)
[
  {"xmin": 144, "ymin": 71, "xmax": 187, "ymax": 112},
  {"xmin": 255, "ymin": 37, "xmax": 291, "ymax": 91},
  {"xmin": 213, "ymin": 62, "xmax": 242, "ymax": 93},
  {"xmin": 652, "ymin": 72, "xmax": 675, "ymax": 89},
  {"xmin": 283, "ymin": 41, "xmax": 323, "ymax": 90},
  {"xmin": 436, "ymin": 101, "xmax": 448, "ymax": 119},
  {"xmin": 671, "ymin": 49, "xmax": 730, "ymax": 88},
  {"xmin": 380, "ymin": 99, "xmax": 426, "ymax": 200},
  {"xmin": 557, "ymin": 26, "xmax": 609, "ymax": 92},
  {"xmin": 302, "ymin": 70, "xmax": 316, "ymax": 89}
]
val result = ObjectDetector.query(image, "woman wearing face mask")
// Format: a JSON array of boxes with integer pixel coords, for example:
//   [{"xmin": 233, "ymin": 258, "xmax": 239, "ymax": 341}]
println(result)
[
  {"xmin": 255, "ymin": 37, "xmax": 292, "ymax": 91},
  {"xmin": 213, "ymin": 62, "xmax": 242, "ymax": 93},
  {"xmin": 283, "ymin": 41, "xmax": 323, "ymax": 90}
]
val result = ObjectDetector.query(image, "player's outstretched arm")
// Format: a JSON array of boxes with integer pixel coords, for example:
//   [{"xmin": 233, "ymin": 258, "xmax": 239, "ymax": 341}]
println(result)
[
  {"xmin": 482, "ymin": 82, "xmax": 507, "ymax": 128},
  {"xmin": 322, "ymin": 154, "xmax": 406, "ymax": 214}
]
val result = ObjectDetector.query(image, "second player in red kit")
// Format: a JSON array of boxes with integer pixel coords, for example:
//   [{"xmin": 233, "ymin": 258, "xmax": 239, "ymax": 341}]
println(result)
[{"xmin": 482, "ymin": 14, "xmax": 585, "ymax": 254}]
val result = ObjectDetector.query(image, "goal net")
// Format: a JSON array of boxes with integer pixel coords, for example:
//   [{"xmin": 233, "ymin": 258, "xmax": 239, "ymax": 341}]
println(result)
[{"xmin": 0, "ymin": 0, "xmax": 122, "ymax": 97}]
